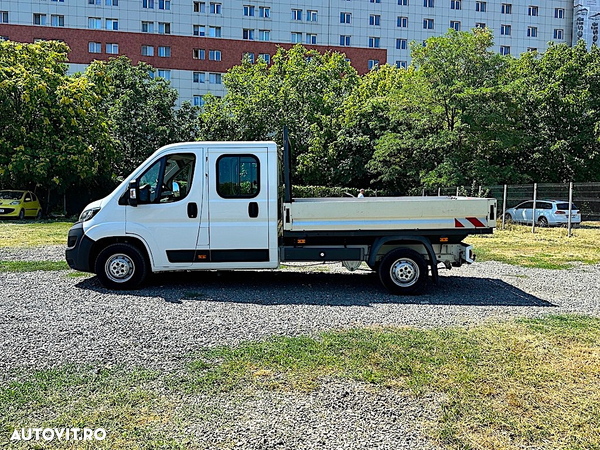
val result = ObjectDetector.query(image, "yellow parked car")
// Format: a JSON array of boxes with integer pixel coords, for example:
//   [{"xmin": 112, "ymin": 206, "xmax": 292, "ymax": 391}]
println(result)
[{"xmin": 0, "ymin": 190, "xmax": 43, "ymax": 220}]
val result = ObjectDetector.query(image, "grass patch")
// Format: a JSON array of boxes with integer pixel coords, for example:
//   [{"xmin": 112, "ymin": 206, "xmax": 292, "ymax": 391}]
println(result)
[
  {"xmin": 467, "ymin": 222, "xmax": 600, "ymax": 269},
  {"xmin": 2, "ymin": 316, "xmax": 599, "ymax": 449},
  {"xmin": 0, "ymin": 221, "xmax": 74, "ymax": 248},
  {"xmin": 0, "ymin": 260, "xmax": 70, "ymax": 272}
]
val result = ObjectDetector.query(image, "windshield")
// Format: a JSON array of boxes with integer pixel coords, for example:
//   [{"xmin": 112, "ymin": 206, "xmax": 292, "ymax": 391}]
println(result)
[{"xmin": 0, "ymin": 191, "xmax": 24, "ymax": 200}]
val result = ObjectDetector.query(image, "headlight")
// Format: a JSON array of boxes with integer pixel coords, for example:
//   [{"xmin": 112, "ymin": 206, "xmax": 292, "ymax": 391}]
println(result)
[
  {"xmin": 78, "ymin": 207, "xmax": 101, "ymax": 222},
  {"xmin": 10, "ymin": 201, "xmax": 20, "ymax": 205}
]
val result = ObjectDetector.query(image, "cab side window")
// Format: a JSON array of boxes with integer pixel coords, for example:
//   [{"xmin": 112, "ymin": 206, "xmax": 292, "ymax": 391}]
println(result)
[
  {"xmin": 138, "ymin": 154, "xmax": 195, "ymax": 204},
  {"xmin": 217, "ymin": 155, "xmax": 259, "ymax": 198}
]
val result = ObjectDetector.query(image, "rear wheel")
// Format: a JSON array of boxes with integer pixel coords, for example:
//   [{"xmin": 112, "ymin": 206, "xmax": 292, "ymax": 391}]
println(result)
[
  {"xmin": 95, "ymin": 243, "xmax": 148, "ymax": 290},
  {"xmin": 36, "ymin": 210, "xmax": 42, "ymax": 219},
  {"xmin": 504, "ymin": 213, "xmax": 513, "ymax": 223},
  {"xmin": 378, "ymin": 248, "xmax": 427, "ymax": 295},
  {"xmin": 537, "ymin": 216, "xmax": 549, "ymax": 227}
]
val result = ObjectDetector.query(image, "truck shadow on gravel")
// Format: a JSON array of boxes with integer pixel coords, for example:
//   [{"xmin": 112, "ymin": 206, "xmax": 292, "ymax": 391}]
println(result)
[{"xmin": 75, "ymin": 270, "xmax": 555, "ymax": 307}]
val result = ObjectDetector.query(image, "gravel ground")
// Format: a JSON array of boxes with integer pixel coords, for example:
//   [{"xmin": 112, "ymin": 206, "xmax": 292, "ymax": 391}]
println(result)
[{"xmin": 1, "ymin": 247, "xmax": 599, "ymax": 449}]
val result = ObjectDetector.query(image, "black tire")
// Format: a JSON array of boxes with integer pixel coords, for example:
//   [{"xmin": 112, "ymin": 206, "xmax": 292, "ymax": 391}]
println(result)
[
  {"xmin": 95, "ymin": 243, "xmax": 148, "ymax": 290},
  {"xmin": 18, "ymin": 209, "xmax": 25, "ymax": 220},
  {"xmin": 378, "ymin": 248, "xmax": 428, "ymax": 295},
  {"xmin": 537, "ymin": 216, "xmax": 549, "ymax": 227},
  {"xmin": 36, "ymin": 210, "xmax": 42, "ymax": 220},
  {"xmin": 504, "ymin": 213, "xmax": 513, "ymax": 223}
]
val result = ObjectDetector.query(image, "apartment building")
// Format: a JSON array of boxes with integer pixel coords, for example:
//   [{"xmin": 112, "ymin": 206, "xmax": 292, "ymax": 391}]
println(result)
[{"xmin": 0, "ymin": 1, "xmax": 584, "ymax": 105}]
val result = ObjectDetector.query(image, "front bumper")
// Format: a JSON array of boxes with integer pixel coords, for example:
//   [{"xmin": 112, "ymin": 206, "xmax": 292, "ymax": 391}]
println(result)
[{"xmin": 65, "ymin": 222, "xmax": 95, "ymax": 272}]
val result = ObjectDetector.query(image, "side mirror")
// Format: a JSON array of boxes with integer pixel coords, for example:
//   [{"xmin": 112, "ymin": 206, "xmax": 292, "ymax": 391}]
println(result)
[{"xmin": 128, "ymin": 180, "xmax": 138, "ymax": 207}]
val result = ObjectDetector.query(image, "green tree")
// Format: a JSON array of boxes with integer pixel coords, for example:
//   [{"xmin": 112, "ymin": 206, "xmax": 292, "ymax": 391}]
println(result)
[
  {"xmin": 0, "ymin": 41, "xmax": 113, "ymax": 206},
  {"xmin": 84, "ymin": 56, "xmax": 199, "ymax": 177}
]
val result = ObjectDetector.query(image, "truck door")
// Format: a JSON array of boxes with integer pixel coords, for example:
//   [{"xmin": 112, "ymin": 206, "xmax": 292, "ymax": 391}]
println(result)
[
  {"xmin": 206, "ymin": 148, "xmax": 270, "ymax": 263},
  {"xmin": 126, "ymin": 152, "xmax": 201, "ymax": 268}
]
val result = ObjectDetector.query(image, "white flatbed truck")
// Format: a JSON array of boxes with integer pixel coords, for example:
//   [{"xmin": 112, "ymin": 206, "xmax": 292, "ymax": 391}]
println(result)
[{"xmin": 66, "ymin": 140, "xmax": 496, "ymax": 295}]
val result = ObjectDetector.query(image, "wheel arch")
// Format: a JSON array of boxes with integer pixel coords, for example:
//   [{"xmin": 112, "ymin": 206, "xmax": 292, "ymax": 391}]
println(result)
[
  {"xmin": 368, "ymin": 236, "xmax": 439, "ymax": 284},
  {"xmin": 89, "ymin": 235, "xmax": 153, "ymax": 274}
]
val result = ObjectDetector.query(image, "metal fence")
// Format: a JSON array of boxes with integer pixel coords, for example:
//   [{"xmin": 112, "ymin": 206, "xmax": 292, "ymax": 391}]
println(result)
[{"xmin": 425, "ymin": 182, "xmax": 600, "ymax": 222}]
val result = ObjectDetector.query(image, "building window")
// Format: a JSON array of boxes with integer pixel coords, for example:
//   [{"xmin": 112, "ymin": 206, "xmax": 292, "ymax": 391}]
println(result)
[
  {"xmin": 193, "ymin": 72, "xmax": 205, "ymax": 83},
  {"xmin": 193, "ymin": 95, "xmax": 204, "ymax": 107},
  {"xmin": 51, "ymin": 15, "xmax": 64, "ymax": 27},
  {"xmin": 555, "ymin": 8, "xmax": 565, "ymax": 19},
  {"xmin": 158, "ymin": 22, "xmax": 171, "ymax": 34},
  {"xmin": 243, "ymin": 52, "xmax": 254, "ymax": 63},
  {"xmin": 291, "ymin": 32, "xmax": 302, "ymax": 43},
  {"xmin": 501, "ymin": 3, "xmax": 512, "ymax": 14},
  {"xmin": 258, "ymin": 29, "xmax": 270, "ymax": 41},
  {"xmin": 53, "ymin": 0, "xmax": 66, "ymax": 2},
  {"xmin": 500, "ymin": 24, "xmax": 511, "ymax": 35},
  {"xmin": 209, "ymin": 26, "xmax": 221, "ymax": 37},
  {"xmin": 370, "ymin": 15, "xmax": 381, "ymax": 26},
  {"xmin": 243, "ymin": 28, "xmax": 254, "ymax": 40},
  {"xmin": 88, "ymin": 17, "xmax": 101, "ymax": 29},
  {"xmin": 370, "ymin": 0, "xmax": 381, "ymax": 3},
  {"xmin": 88, "ymin": 42, "xmax": 102, "ymax": 53},
  {"xmin": 554, "ymin": 29, "xmax": 564, "ymax": 40},
  {"xmin": 528, "ymin": 6, "xmax": 538, "ymax": 16},
  {"xmin": 209, "ymin": 73, "xmax": 221, "ymax": 84},
  {"xmin": 106, "ymin": 43, "xmax": 119, "ymax": 54},
  {"xmin": 397, "ymin": 16, "xmax": 408, "ymax": 27},
  {"xmin": 340, "ymin": 12, "xmax": 351, "ymax": 24},
  {"xmin": 451, "ymin": 0, "xmax": 461, "ymax": 10},
  {"xmin": 1, "ymin": 11, "xmax": 7, "ymax": 23},
  {"xmin": 106, "ymin": 19, "xmax": 118, "ymax": 30},
  {"xmin": 368, "ymin": 59, "xmax": 379, "ymax": 70},
  {"xmin": 306, "ymin": 33, "xmax": 317, "ymax": 44},
  {"xmin": 527, "ymin": 26, "xmax": 537, "ymax": 37},
  {"xmin": 398, "ymin": 0, "xmax": 408, "ymax": 4},
  {"xmin": 158, "ymin": 0, "xmax": 170, "ymax": 10},
  {"xmin": 368, "ymin": 37, "xmax": 380, "ymax": 48},
  {"xmin": 89, "ymin": 0, "xmax": 102, "ymax": 4},
  {"xmin": 475, "ymin": 22, "xmax": 486, "ymax": 28},
  {"xmin": 158, "ymin": 46, "xmax": 171, "ymax": 57},
  {"xmin": 33, "ymin": 14, "xmax": 47, "ymax": 26},
  {"xmin": 292, "ymin": 9, "xmax": 302, "ymax": 21},
  {"xmin": 476, "ymin": 1, "xmax": 486, "ymax": 12},
  {"xmin": 307, "ymin": 10, "xmax": 318, "ymax": 22},
  {"xmin": 258, "ymin": 53, "xmax": 270, "ymax": 63},
  {"xmin": 142, "ymin": 21, "xmax": 154, "ymax": 32},
  {"xmin": 142, "ymin": 45, "xmax": 154, "ymax": 56},
  {"xmin": 158, "ymin": 69, "xmax": 171, "ymax": 80},
  {"xmin": 209, "ymin": 49, "xmax": 221, "ymax": 61},
  {"xmin": 527, "ymin": 47, "xmax": 537, "ymax": 52},
  {"xmin": 210, "ymin": 2, "xmax": 221, "ymax": 14},
  {"xmin": 500, "ymin": 45, "xmax": 510, "ymax": 55},
  {"xmin": 340, "ymin": 35, "xmax": 351, "ymax": 46},
  {"xmin": 193, "ymin": 48, "xmax": 205, "ymax": 59},
  {"xmin": 193, "ymin": 2, "xmax": 205, "ymax": 13},
  {"xmin": 423, "ymin": 18, "xmax": 434, "ymax": 29},
  {"xmin": 423, "ymin": 0, "xmax": 434, "ymax": 7},
  {"xmin": 396, "ymin": 38, "xmax": 407, "ymax": 49},
  {"xmin": 142, "ymin": 0, "xmax": 154, "ymax": 8},
  {"xmin": 450, "ymin": 20, "xmax": 460, "ymax": 31},
  {"xmin": 243, "ymin": 5, "xmax": 255, "ymax": 16},
  {"xmin": 396, "ymin": 60, "xmax": 408, "ymax": 69},
  {"xmin": 193, "ymin": 25, "xmax": 205, "ymax": 36},
  {"xmin": 259, "ymin": 6, "xmax": 270, "ymax": 18}
]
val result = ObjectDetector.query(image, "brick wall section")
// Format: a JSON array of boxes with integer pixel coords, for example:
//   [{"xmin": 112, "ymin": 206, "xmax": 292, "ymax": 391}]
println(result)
[{"xmin": 0, "ymin": 24, "xmax": 387, "ymax": 75}]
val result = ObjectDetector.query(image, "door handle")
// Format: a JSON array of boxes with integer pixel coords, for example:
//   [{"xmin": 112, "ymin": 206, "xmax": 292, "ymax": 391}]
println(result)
[
  {"xmin": 187, "ymin": 202, "xmax": 198, "ymax": 218},
  {"xmin": 248, "ymin": 202, "xmax": 259, "ymax": 218}
]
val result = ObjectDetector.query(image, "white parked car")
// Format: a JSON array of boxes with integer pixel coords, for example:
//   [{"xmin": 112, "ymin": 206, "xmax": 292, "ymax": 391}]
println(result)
[{"xmin": 504, "ymin": 200, "xmax": 581, "ymax": 227}]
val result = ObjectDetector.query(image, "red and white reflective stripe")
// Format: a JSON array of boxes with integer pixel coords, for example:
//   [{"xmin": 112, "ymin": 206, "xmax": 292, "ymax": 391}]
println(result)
[{"xmin": 454, "ymin": 217, "xmax": 487, "ymax": 228}]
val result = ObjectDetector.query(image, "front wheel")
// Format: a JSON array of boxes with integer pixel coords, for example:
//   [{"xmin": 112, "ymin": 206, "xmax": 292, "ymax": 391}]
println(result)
[
  {"xmin": 378, "ymin": 248, "xmax": 428, "ymax": 295},
  {"xmin": 18, "ymin": 209, "xmax": 25, "ymax": 220},
  {"xmin": 95, "ymin": 243, "xmax": 148, "ymax": 290}
]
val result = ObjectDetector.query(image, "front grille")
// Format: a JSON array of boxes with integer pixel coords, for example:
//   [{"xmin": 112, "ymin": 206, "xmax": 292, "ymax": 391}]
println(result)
[{"xmin": 0, "ymin": 208, "xmax": 15, "ymax": 214}]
